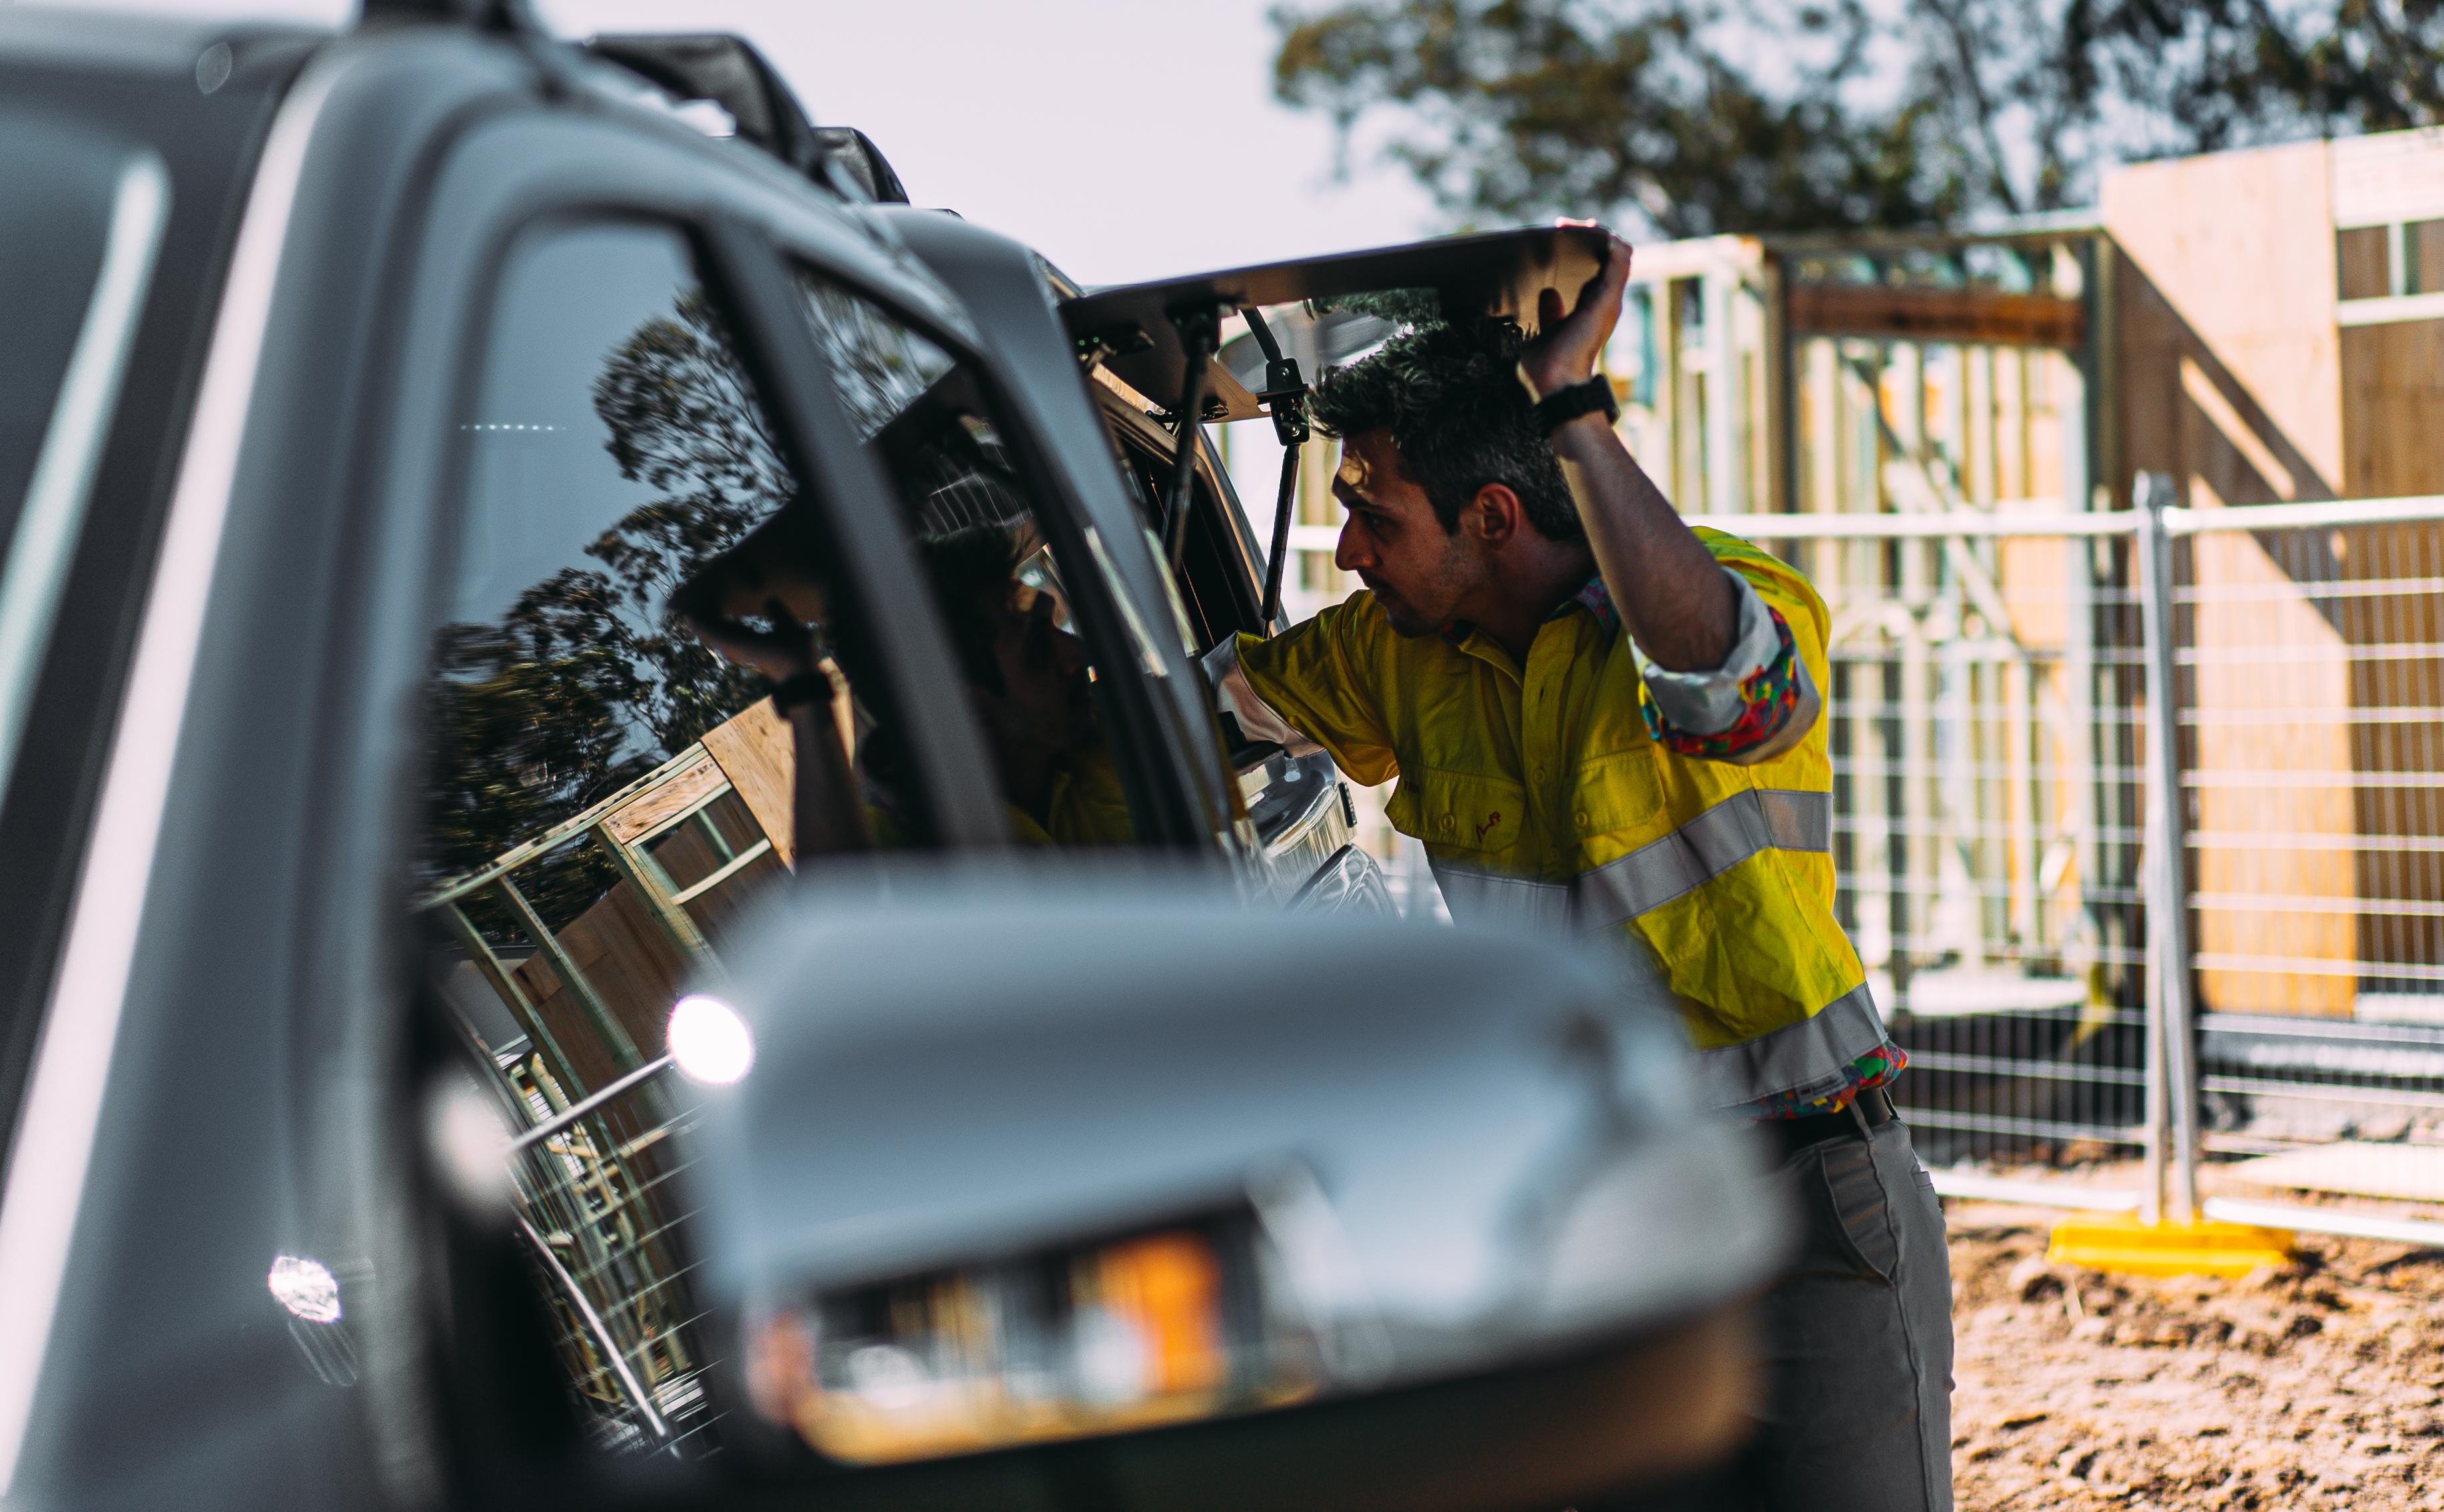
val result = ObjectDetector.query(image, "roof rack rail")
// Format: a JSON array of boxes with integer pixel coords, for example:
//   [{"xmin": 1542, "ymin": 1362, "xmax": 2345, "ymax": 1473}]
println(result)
[{"xmin": 582, "ymin": 33, "xmax": 909, "ymax": 204}]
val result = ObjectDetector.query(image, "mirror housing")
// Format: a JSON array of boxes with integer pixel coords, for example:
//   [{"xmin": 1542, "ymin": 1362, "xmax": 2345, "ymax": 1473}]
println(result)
[{"xmin": 683, "ymin": 863, "xmax": 1788, "ymax": 1510}]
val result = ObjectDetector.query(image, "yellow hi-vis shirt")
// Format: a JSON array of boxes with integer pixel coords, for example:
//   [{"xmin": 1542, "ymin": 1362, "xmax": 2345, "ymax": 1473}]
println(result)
[{"xmin": 1210, "ymin": 529, "xmax": 1884, "ymax": 1113}]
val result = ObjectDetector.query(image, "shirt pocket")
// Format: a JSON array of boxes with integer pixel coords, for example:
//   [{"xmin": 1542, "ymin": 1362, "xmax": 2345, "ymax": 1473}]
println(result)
[
  {"xmin": 1386, "ymin": 767, "xmax": 1526, "ymax": 857},
  {"xmin": 1571, "ymin": 748, "xmax": 1665, "ymax": 843}
]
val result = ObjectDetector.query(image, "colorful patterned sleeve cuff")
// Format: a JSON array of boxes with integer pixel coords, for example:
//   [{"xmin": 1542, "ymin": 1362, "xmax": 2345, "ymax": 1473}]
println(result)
[
  {"xmin": 1636, "ymin": 571, "xmax": 1813, "ymax": 761},
  {"xmin": 1741, "ymin": 1044, "xmax": 1911, "ymax": 1120}
]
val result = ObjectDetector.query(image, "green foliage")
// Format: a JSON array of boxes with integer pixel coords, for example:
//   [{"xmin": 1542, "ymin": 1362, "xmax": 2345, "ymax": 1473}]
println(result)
[
  {"xmin": 423, "ymin": 291, "xmax": 784, "ymax": 929},
  {"xmin": 1270, "ymin": 1, "xmax": 2444, "ymax": 236}
]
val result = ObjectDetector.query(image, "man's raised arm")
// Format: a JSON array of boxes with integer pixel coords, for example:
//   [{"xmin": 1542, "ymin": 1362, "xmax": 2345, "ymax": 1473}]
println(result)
[{"xmin": 1517, "ymin": 230, "xmax": 1819, "ymax": 765}]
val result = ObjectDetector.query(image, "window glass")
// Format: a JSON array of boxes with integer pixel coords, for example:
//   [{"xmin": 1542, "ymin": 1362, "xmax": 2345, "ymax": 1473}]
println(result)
[
  {"xmin": 2337, "ymin": 224, "xmax": 2391, "ymax": 301},
  {"xmin": 2411, "ymin": 218, "xmax": 2444, "ymax": 295},
  {"xmin": 796, "ymin": 269, "xmax": 1138, "ymax": 849},
  {"xmin": 415, "ymin": 224, "xmax": 903, "ymax": 1457},
  {"xmin": 422, "ymin": 225, "xmax": 820, "ymax": 1014}
]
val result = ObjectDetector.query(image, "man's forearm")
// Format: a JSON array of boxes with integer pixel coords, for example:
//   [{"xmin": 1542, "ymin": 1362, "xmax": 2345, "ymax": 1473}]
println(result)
[{"xmin": 1549, "ymin": 413, "xmax": 1736, "ymax": 671}]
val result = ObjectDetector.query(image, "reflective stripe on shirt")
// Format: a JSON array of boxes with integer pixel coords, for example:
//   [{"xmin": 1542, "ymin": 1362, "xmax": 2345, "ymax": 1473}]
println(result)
[
  {"xmin": 1575, "ymin": 788, "xmax": 1831, "ymax": 928},
  {"xmin": 1431, "ymin": 844, "xmax": 1882, "ymax": 1116},
  {"xmin": 1687, "ymin": 981, "xmax": 1886, "ymax": 1113},
  {"xmin": 1425, "ymin": 858, "xmax": 1572, "ymax": 931}
]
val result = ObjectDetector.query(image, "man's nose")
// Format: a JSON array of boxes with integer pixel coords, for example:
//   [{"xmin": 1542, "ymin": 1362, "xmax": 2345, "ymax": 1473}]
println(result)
[{"xmin": 1334, "ymin": 517, "xmax": 1372, "ymax": 574}]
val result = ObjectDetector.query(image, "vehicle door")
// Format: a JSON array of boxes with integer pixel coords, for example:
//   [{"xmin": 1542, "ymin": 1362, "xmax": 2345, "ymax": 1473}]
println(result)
[
  {"xmin": 0, "ymin": 32, "xmax": 1159, "ymax": 1500},
  {"xmin": 394, "ymin": 135, "xmax": 1257, "ymax": 1497},
  {"xmin": 1053, "ymin": 231, "xmax": 1610, "ymax": 918},
  {"xmin": 873, "ymin": 208, "xmax": 1392, "ymax": 913},
  {"xmin": 1092, "ymin": 382, "xmax": 1388, "ymax": 911}
]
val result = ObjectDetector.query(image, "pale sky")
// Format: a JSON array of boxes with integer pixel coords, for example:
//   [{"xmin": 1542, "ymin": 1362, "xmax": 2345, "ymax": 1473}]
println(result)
[
  {"xmin": 51, "ymin": 0, "xmax": 1445, "ymax": 286},
  {"xmin": 44, "ymin": 0, "xmax": 1438, "ymax": 534},
  {"xmin": 539, "ymin": 0, "xmax": 1445, "ymax": 284}
]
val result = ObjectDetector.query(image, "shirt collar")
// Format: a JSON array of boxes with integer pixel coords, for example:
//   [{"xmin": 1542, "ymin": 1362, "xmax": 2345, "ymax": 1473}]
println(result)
[{"xmin": 1565, "ymin": 574, "xmax": 1619, "ymax": 637}]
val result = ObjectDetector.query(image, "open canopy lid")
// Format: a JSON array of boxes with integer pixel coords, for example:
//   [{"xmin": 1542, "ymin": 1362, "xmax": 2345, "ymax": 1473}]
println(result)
[{"xmin": 1062, "ymin": 225, "xmax": 1607, "ymax": 423}]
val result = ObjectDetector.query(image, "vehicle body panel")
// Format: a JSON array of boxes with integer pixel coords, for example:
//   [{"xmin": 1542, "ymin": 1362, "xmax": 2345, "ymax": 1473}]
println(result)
[{"xmin": 0, "ymin": 15, "xmax": 1765, "ymax": 1509}]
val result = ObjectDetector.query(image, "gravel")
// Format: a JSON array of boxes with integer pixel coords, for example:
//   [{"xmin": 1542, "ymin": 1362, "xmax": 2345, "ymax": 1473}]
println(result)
[{"xmin": 1946, "ymin": 1202, "xmax": 2444, "ymax": 1509}]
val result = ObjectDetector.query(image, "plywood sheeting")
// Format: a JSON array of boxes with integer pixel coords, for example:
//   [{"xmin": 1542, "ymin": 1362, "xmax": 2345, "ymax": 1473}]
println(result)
[
  {"xmin": 700, "ymin": 697, "xmax": 797, "ymax": 867},
  {"xmin": 2186, "ymin": 528, "xmax": 2358, "ymax": 1017},
  {"xmin": 513, "ymin": 878, "xmax": 689, "ymax": 1090},
  {"xmin": 2104, "ymin": 139, "xmax": 2367, "ymax": 1018},
  {"xmin": 2335, "ymin": 520, "xmax": 2444, "ymax": 1003},
  {"xmin": 2105, "ymin": 138, "xmax": 2343, "ymax": 504},
  {"xmin": 2340, "ymin": 319, "xmax": 2444, "ymax": 498},
  {"xmin": 2331, "ymin": 126, "xmax": 2444, "ymax": 228}
]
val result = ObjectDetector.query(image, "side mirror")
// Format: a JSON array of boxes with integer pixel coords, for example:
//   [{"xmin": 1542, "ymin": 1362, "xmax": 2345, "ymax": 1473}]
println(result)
[{"xmin": 681, "ymin": 863, "xmax": 1788, "ymax": 1511}]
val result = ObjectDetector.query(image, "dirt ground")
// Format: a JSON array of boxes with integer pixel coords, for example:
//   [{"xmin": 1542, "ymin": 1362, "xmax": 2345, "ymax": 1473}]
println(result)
[{"xmin": 1946, "ymin": 1201, "xmax": 2444, "ymax": 1509}]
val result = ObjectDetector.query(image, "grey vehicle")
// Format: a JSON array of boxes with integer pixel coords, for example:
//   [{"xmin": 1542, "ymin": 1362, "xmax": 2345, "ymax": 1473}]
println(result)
[{"xmin": 0, "ymin": 6, "xmax": 1787, "ymax": 1510}]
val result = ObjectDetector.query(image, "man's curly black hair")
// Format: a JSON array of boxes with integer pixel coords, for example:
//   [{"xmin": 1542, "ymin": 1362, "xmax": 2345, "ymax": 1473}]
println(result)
[{"xmin": 1307, "ymin": 320, "xmax": 1582, "ymax": 544}]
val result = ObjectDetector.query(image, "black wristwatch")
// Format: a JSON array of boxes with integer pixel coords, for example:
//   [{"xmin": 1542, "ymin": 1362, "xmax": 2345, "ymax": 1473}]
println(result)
[{"xmin": 1530, "ymin": 374, "xmax": 1619, "ymax": 435}]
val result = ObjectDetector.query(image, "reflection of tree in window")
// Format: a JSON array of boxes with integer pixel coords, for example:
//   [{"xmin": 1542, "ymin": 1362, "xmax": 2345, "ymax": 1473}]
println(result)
[
  {"xmin": 424, "ymin": 290, "xmax": 789, "ymax": 931},
  {"xmin": 797, "ymin": 276, "xmax": 1033, "ymax": 540}
]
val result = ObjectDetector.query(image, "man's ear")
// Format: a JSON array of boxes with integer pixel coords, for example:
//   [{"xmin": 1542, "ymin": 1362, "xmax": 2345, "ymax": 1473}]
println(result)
[{"xmin": 1465, "ymin": 482, "xmax": 1523, "ymax": 547}]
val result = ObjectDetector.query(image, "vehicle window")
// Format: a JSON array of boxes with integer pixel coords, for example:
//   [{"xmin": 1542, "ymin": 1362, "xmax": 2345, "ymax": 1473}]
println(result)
[
  {"xmin": 414, "ymin": 223, "xmax": 911, "ymax": 1455},
  {"xmin": 420, "ymin": 221, "xmax": 836, "ymax": 1066},
  {"xmin": 793, "ymin": 268, "xmax": 1139, "ymax": 849}
]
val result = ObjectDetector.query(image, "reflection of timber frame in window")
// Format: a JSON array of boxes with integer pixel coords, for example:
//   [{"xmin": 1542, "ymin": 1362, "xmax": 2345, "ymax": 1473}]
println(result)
[{"xmin": 422, "ymin": 694, "xmax": 793, "ymax": 1097}]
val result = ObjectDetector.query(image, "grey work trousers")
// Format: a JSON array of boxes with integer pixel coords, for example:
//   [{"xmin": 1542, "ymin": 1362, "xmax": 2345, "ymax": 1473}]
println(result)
[{"xmin": 1589, "ymin": 1114, "xmax": 1955, "ymax": 1512}]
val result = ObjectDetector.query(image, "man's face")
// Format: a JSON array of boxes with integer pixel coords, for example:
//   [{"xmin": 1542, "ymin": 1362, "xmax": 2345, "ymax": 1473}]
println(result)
[
  {"xmin": 977, "ymin": 579, "xmax": 1096, "ymax": 761},
  {"xmin": 1331, "ymin": 429, "xmax": 1485, "ymax": 637}
]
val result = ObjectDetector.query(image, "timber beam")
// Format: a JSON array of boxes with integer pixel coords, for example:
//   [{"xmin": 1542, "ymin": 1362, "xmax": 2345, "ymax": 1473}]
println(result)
[{"xmin": 1788, "ymin": 282, "xmax": 2084, "ymax": 350}]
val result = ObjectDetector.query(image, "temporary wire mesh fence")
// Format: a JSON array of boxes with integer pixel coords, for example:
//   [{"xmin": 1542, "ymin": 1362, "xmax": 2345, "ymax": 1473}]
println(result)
[
  {"xmin": 1723, "ymin": 492, "xmax": 2444, "ymax": 1243},
  {"xmin": 2168, "ymin": 503, "xmax": 2444, "ymax": 1242},
  {"xmin": 1786, "ymin": 524, "xmax": 2150, "ymax": 1178}
]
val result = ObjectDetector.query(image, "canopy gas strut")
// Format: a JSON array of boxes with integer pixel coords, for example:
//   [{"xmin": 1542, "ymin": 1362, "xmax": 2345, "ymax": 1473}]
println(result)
[
  {"xmin": 1242, "ymin": 306, "xmax": 1309, "ymax": 629},
  {"xmin": 1160, "ymin": 301, "xmax": 1223, "ymax": 566}
]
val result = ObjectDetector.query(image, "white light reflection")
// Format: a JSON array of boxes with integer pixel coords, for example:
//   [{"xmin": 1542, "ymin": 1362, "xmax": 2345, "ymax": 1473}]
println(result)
[
  {"xmin": 268, "ymin": 1254, "xmax": 341, "ymax": 1323},
  {"xmin": 668, "ymin": 994, "xmax": 755, "ymax": 1084}
]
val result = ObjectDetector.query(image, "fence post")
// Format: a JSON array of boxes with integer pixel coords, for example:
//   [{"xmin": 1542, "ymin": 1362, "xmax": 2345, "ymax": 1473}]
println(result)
[{"xmin": 2134, "ymin": 472, "xmax": 2202, "ymax": 1224}]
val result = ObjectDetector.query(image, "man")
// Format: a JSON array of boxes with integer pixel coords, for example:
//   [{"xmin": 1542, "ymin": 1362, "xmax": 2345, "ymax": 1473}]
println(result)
[
  {"xmin": 898, "ymin": 525, "xmax": 1131, "ymax": 848},
  {"xmin": 677, "ymin": 518, "xmax": 1130, "ymax": 850},
  {"xmin": 1200, "ymin": 234, "xmax": 1952, "ymax": 1511}
]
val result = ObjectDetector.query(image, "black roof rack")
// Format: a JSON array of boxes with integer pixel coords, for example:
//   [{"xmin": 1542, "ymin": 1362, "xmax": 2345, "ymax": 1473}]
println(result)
[{"xmin": 582, "ymin": 32, "xmax": 909, "ymax": 204}]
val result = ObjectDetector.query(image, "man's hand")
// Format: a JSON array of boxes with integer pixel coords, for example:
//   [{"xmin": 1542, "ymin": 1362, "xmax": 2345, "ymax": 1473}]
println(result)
[
  {"xmin": 1514, "ymin": 224, "xmax": 1735, "ymax": 673},
  {"xmin": 1518, "ymin": 224, "xmax": 1633, "ymax": 402}
]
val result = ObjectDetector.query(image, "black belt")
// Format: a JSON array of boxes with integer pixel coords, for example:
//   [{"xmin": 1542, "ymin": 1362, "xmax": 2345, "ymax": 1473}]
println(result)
[{"xmin": 1767, "ymin": 1086, "xmax": 1896, "ymax": 1160}]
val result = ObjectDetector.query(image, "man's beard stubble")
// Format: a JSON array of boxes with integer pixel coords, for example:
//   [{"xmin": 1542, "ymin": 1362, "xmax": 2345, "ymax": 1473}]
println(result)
[{"xmin": 1360, "ymin": 573, "xmax": 1438, "ymax": 639}]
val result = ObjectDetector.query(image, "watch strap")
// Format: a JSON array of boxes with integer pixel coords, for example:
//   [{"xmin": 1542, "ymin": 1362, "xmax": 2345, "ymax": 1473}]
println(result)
[{"xmin": 1531, "ymin": 374, "xmax": 1619, "ymax": 434}]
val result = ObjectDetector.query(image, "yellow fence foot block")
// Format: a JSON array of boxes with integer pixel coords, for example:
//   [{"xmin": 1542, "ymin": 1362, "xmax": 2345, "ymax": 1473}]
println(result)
[{"xmin": 2045, "ymin": 1215, "xmax": 2297, "ymax": 1278}]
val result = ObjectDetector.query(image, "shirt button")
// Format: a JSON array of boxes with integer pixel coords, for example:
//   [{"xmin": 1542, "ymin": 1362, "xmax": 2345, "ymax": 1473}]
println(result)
[
  {"xmin": 1575, "ymin": 810, "xmax": 1591, "ymax": 828},
  {"xmin": 1439, "ymin": 814, "xmax": 1455, "ymax": 832},
  {"xmin": 1533, "ymin": 766, "xmax": 1549, "ymax": 783}
]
